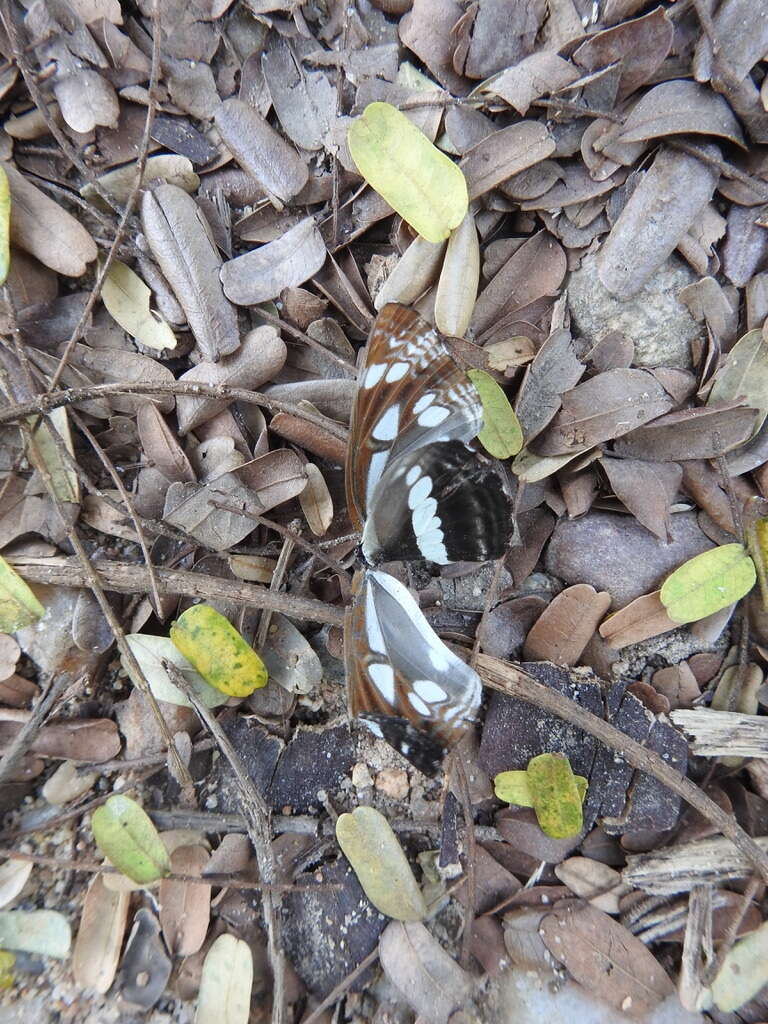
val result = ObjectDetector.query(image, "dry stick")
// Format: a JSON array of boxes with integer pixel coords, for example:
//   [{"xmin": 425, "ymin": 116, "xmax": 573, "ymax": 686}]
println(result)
[
  {"xmin": 0, "ymin": 847, "xmax": 338, "ymax": 893},
  {"xmin": 0, "ymin": 379, "xmax": 350, "ymax": 441},
  {"xmin": 166, "ymin": 664, "xmax": 286, "ymax": 1024},
  {"xmin": 701, "ymin": 873, "xmax": 762, "ymax": 987},
  {"xmin": 13, "ymin": 558, "xmax": 345, "ymax": 627},
  {"xmin": 0, "ymin": 673, "xmax": 74, "ymax": 788},
  {"xmin": 301, "ymin": 949, "xmax": 379, "ymax": 1024},
  {"xmin": 476, "ymin": 655, "xmax": 768, "ymax": 883},
  {"xmin": 256, "ymin": 533, "xmax": 295, "ymax": 651},
  {"xmin": 451, "ymin": 754, "xmax": 477, "ymax": 970}
]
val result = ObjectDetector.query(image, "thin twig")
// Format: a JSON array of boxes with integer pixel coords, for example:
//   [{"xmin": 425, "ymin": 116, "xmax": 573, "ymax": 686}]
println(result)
[
  {"xmin": 256, "ymin": 533, "xmax": 295, "ymax": 651},
  {"xmin": 301, "ymin": 949, "xmax": 379, "ymax": 1024},
  {"xmin": 0, "ymin": 379, "xmax": 350, "ymax": 441},
  {"xmin": 702, "ymin": 874, "xmax": 762, "ymax": 986},
  {"xmin": 167, "ymin": 663, "xmax": 286, "ymax": 1024},
  {"xmin": 451, "ymin": 755, "xmax": 476, "ymax": 970},
  {"xmin": 255, "ymin": 307, "xmax": 356, "ymax": 373}
]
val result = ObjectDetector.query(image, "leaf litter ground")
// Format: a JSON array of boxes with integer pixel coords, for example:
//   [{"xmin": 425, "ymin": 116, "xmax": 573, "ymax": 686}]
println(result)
[{"xmin": 1, "ymin": 0, "xmax": 768, "ymax": 1022}]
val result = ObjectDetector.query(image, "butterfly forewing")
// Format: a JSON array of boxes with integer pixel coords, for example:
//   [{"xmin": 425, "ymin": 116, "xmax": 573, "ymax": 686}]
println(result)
[
  {"xmin": 345, "ymin": 569, "xmax": 482, "ymax": 773},
  {"xmin": 346, "ymin": 303, "xmax": 484, "ymax": 534}
]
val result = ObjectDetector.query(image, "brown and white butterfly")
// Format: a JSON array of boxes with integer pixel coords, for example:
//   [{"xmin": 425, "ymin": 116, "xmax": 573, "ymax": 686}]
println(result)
[{"xmin": 343, "ymin": 303, "xmax": 511, "ymax": 773}]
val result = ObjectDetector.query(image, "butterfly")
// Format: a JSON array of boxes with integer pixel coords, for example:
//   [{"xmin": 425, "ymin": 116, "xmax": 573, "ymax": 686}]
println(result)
[
  {"xmin": 345, "ymin": 302, "xmax": 510, "ymax": 567},
  {"xmin": 343, "ymin": 303, "xmax": 512, "ymax": 773}
]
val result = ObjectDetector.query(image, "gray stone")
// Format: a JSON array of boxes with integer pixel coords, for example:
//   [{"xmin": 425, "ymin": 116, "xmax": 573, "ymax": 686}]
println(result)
[
  {"xmin": 567, "ymin": 253, "xmax": 702, "ymax": 367},
  {"xmin": 544, "ymin": 510, "xmax": 715, "ymax": 609}
]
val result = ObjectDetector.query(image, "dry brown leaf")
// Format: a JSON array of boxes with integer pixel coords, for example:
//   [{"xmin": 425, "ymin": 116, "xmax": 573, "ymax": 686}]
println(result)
[
  {"xmin": 598, "ymin": 591, "xmax": 678, "ymax": 648},
  {"xmin": 214, "ymin": 98, "xmax": 308, "ymax": 206},
  {"xmin": 72, "ymin": 874, "xmax": 129, "ymax": 993},
  {"xmin": 0, "ymin": 717, "xmax": 121, "ymax": 762},
  {"xmin": 434, "ymin": 211, "xmax": 479, "ymax": 338},
  {"xmin": 159, "ymin": 845, "xmax": 211, "ymax": 957},
  {"xmin": 597, "ymin": 147, "xmax": 720, "ymax": 299},
  {"xmin": 613, "ymin": 403, "xmax": 759, "ymax": 461},
  {"xmin": 399, "ymin": 0, "xmax": 467, "ymax": 95},
  {"xmin": 478, "ymin": 52, "xmax": 580, "ymax": 115},
  {"xmin": 572, "ymin": 7, "xmax": 674, "ymax": 100},
  {"xmin": 136, "ymin": 404, "xmax": 195, "ymax": 484},
  {"xmin": 64, "ymin": 344, "xmax": 175, "ymax": 415},
  {"xmin": 379, "ymin": 920, "xmax": 473, "ymax": 1023},
  {"xmin": 174, "ymin": 326, "xmax": 287, "ymax": 434},
  {"xmin": 530, "ymin": 369, "xmax": 674, "ymax": 457},
  {"xmin": 262, "ymin": 37, "xmax": 334, "ymax": 152},
  {"xmin": 515, "ymin": 329, "xmax": 585, "ymax": 443},
  {"xmin": 269, "ymin": 411, "xmax": 347, "ymax": 465},
  {"xmin": 601, "ymin": 457, "xmax": 682, "ymax": 541},
  {"xmin": 374, "ymin": 236, "xmax": 445, "ymax": 310},
  {"xmin": 554, "ymin": 857, "xmax": 629, "ymax": 914},
  {"xmin": 540, "ymin": 902, "xmax": 674, "ymax": 1018},
  {"xmin": 220, "ymin": 218, "xmax": 327, "ymax": 307},
  {"xmin": 53, "ymin": 70, "xmax": 119, "ymax": 133},
  {"xmin": 616, "ymin": 80, "xmax": 745, "ymax": 147},
  {"xmin": 5, "ymin": 165, "xmax": 97, "ymax": 277},
  {"xmin": 523, "ymin": 585, "xmax": 611, "ymax": 666},
  {"xmin": 141, "ymin": 184, "xmax": 239, "ymax": 361},
  {"xmin": 459, "ymin": 122, "xmax": 556, "ymax": 199},
  {"xmin": 298, "ymin": 463, "xmax": 333, "ymax": 537}
]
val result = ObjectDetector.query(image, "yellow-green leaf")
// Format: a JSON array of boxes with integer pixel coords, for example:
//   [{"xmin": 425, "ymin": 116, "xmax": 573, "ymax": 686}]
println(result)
[
  {"xmin": 25, "ymin": 407, "xmax": 79, "ymax": 504},
  {"xmin": 660, "ymin": 543, "xmax": 756, "ymax": 624},
  {"xmin": 170, "ymin": 604, "xmax": 268, "ymax": 697},
  {"xmin": 0, "ymin": 556, "xmax": 44, "ymax": 632},
  {"xmin": 711, "ymin": 918, "xmax": 768, "ymax": 1012},
  {"xmin": 0, "ymin": 951, "xmax": 14, "ymax": 989},
  {"xmin": 526, "ymin": 753, "xmax": 585, "ymax": 839},
  {"xmin": 347, "ymin": 102, "xmax": 468, "ymax": 244},
  {"xmin": 467, "ymin": 369, "xmax": 523, "ymax": 458},
  {"xmin": 102, "ymin": 259, "xmax": 177, "ymax": 352},
  {"xmin": 91, "ymin": 794, "xmax": 171, "ymax": 885},
  {"xmin": 196, "ymin": 934, "xmax": 253, "ymax": 1024},
  {"xmin": 494, "ymin": 770, "xmax": 535, "ymax": 807},
  {"xmin": 708, "ymin": 329, "xmax": 768, "ymax": 435},
  {"xmin": 0, "ymin": 165, "xmax": 10, "ymax": 286},
  {"xmin": 336, "ymin": 807, "xmax": 427, "ymax": 921}
]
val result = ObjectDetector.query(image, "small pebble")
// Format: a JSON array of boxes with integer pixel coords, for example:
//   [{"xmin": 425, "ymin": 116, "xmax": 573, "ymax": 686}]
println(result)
[{"xmin": 374, "ymin": 768, "xmax": 409, "ymax": 800}]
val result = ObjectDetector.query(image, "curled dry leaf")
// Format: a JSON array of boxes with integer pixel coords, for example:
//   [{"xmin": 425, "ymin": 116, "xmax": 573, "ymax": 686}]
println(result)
[
  {"xmin": 597, "ymin": 147, "xmax": 720, "ymax": 299},
  {"xmin": 435, "ymin": 211, "xmax": 479, "ymax": 338},
  {"xmin": 599, "ymin": 591, "xmax": 679, "ymax": 649},
  {"xmin": 616, "ymin": 80, "xmax": 745, "ymax": 147},
  {"xmin": 459, "ymin": 121, "xmax": 556, "ymax": 199},
  {"xmin": 159, "ymin": 845, "xmax": 211, "ymax": 957},
  {"xmin": 195, "ymin": 933, "xmax": 253, "ymax": 1024},
  {"xmin": 5, "ymin": 164, "xmax": 97, "ymax": 277},
  {"xmin": 347, "ymin": 102, "xmax": 468, "ymax": 244},
  {"xmin": 220, "ymin": 217, "xmax": 327, "ymax": 306},
  {"xmin": 374, "ymin": 236, "xmax": 446, "ymax": 310},
  {"xmin": 539, "ymin": 902, "xmax": 675, "ymax": 1018},
  {"xmin": 175, "ymin": 325, "xmax": 287, "ymax": 434},
  {"xmin": 523, "ymin": 585, "xmax": 611, "ymax": 665},
  {"xmin": 72, "ymin": 874, "xmax": 130, "ymax": 993},
  {"xmin": 299, "ymin": 463, "xmax": 333, "ymax": 536},
  {"xmin": 336, "ymin": 807, "xmax": 427, "ymax": 921},
  {"xmin": 136, "ymin": 404, "xmax": 195, "ymax": 483},
  {"xmin": 102, "ymin": 260, "xmax": 177, "ymax": 352},
  {"xmin": 141, "ymin": 183, "xmax": 239, "ymax": 361},
  {"xmin": 379, "ymin": 920, "xmax": 473, "ymax": 1023},
  {"xmin": 269, "ymin": 411, "xmax": 348, "ymax": 465},
  {"xmin": 214, "ymin": 98, "xmax": 308, "ymax": 206},
  {"xmin": 81, "ymin": 154, "xmax": 200, "ymax": 206}
]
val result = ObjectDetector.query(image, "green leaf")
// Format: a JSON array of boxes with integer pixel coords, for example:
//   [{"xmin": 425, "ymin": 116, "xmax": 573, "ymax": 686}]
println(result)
[
  {"xmin": 660, "ymin": 543, "xmax": 756, "ymax": 624},
  {"xmin": 347, "ymin": 102, "xmax": 468, "ymax": 244},
  {"xmin": 0, "ymin": 911, "xmax": 71, "ymax": 958},
  {"xmin": 526, "ymin": 753, "xmax": 585, "ymax": 839},
  {"xmin": 336, "ymin": 807, "xmax": 427, "ymax": 921},
  {"xmin": 708, "ymin": 328, "xmax": 768, "ymax": 435},
  {"xmin": 0, "ymin": 950, "xmax": 14, "ymax": 989},
  {"xmin": 123, "ymin": 634, "xmax": 228, "ymax": 709},
  {"xmin": 196, "ymin": 934, "xmax": 253, "ymax": 1024},
  {"xmin": 467, "ymin": 369, "xmax": 523, "ymax": 458},
  {"xmin": 25, "ymin": 407, "xmax": 79, "ymax": 504},
  {"xmin": 0, "ymin": 556, "xmax": 44, "ymax": 632},
  {"xmin": 0, "ymin": 165, "xmax": 9, "ymax": 287},
  {"xmin": 102, "ymin": 259, "xmax": 177, "ymax": 352},
  {"xmin": 494, "ymin": 770, "xmax": 535, "ymax": 807},
  {"xmin": 711, "ymin": 918, "xmax": 768, "ymax": 1012},
  {"xmin": 170, "ymin": 605, "xmax": 268, "ymax": 697},
  {"xmin": 91, "ymin": 794, "xmax": 171, "ymax": 885}
]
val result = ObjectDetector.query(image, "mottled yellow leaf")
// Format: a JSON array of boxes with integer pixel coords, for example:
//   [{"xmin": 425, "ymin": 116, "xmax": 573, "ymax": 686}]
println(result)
[{"xmin": 170, "ymin": 604, "xmax": 268, "ymax": 697}]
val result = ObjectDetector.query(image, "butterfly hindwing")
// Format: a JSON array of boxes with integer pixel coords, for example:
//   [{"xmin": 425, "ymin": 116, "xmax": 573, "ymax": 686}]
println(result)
[{"xmin": 344, "ymin": 569, "xmax": 482, "ymax": 774}]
